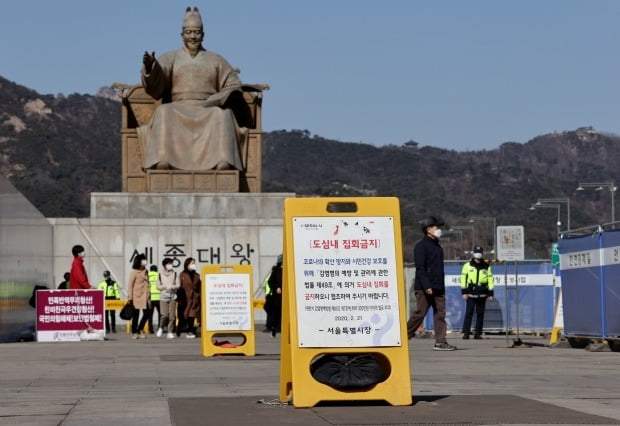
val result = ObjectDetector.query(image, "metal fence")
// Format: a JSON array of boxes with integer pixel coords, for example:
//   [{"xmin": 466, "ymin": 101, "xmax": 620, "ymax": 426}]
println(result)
[{"xmin": 405, "ymin": 260, "xmax": 557, "ymax": 334}]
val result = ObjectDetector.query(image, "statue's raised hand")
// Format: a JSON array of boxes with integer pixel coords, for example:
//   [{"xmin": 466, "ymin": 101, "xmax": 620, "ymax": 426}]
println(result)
[{"xmin": 143, "ymin": 51, "xmax": 156, "ymax": 73}]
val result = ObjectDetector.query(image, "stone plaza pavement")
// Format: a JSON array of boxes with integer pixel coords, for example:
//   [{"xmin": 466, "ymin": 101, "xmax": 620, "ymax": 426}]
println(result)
[{"xmin": 1, "ymin": 329, "xmax": 620, "ymax": 426}]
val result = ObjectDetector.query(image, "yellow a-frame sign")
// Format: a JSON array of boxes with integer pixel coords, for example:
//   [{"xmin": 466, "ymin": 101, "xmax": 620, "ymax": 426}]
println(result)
[
  {"xmin": 279, "ymin": 197, "xmax": 412, "ymax": 407},
  {"xmin": 201, "ymin": 264, "xmax": 255, "ymax": 357}
]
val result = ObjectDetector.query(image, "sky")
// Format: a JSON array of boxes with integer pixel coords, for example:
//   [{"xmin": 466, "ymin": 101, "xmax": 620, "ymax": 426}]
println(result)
[{"xmin": 1, "ymin": 0, "xmax": 619, "ymax": 151}]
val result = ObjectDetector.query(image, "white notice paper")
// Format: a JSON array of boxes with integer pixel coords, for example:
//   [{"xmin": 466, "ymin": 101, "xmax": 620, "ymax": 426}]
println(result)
[
  {"xmin": 205, "ymin": 273, "xmax": 252, "ymax": 331},
  {"xmin": 292, "ymin": 216, "xmax": 401, "ymax": 348}
]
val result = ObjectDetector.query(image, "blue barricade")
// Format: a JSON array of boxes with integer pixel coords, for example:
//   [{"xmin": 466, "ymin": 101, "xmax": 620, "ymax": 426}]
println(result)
[
  {"xmin": 602, "ymin": 232, "xmax": 620, "ymax": 338},
  {"xmin": 558, "ymin": 230, "xmax": 620, "ymax": 339},
  {"xmin": 419, "ymin": 262, "xmax": 555, "ymax": 333},
  {"xmin": 559, "ymin": 232, "xmax": 604, "ymax": 338}
]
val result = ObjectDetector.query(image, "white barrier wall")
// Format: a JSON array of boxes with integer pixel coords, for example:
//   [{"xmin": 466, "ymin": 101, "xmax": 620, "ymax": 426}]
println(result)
[{"xmin": 0, "ymin": 177, "xmax": 54, "ymax": 342}]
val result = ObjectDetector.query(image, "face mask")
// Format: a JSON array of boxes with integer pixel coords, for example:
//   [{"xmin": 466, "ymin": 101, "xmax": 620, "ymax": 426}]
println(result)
[
  {"xmin": 432, "ymin": 229, "xmax": 442, "ymax": 239},
  {"xmin": 79, "ymin": 252, "xmax": 86, "ymax": 258},
  {"xmin": 166, "ymin": 264, "xmax": 173, "ymax": 271},
  {"xmin": 473, "ymin": 253, "xmax": 483, "ymax": 259},
  {"xmin": 188, "ymin": 264, "xmax": 196, "ymax": 271},
  {"xmin": 141, "ymin": 260, "xmax": 147, "ymax": 267}
]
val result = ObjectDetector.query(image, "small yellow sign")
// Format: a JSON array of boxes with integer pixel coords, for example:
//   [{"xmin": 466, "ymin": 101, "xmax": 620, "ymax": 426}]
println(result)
[
  {"xmin": 105, "ymin": 299, "xmax": 126, "ymax": 310},
  {"xmin": 201, "ymin": 264, "xmax": 255, "ymax": 357}
]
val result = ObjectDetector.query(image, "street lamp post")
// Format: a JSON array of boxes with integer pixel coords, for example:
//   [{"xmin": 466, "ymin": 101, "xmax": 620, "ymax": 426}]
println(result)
[
  {"xmin": 441, "ymin": 236, "xmax": 453, "ymax": 259},
  {"xmin": 469, "ymin": 216, "xmax": 497, "ymax": 259},
  {"xmin": 530, "ymin": 203, "xmax": 561, "ymax": 238},
  {"xmin": 443, "ymin": 229, "xmax": 463, "ymax": 258},
  {"xmin": 534, "ymin": 198, "xmax": 571, "ymax": 232},
  {"xmin": 450, "ymin": 225, "xmax": 475, "ymax": 254},
  {"xmin": 576, "ymin": 182, "xmax": 616, "ymax": 227}
]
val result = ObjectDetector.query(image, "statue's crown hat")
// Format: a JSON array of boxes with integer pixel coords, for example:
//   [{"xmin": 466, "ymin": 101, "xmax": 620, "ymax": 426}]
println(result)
[{"xmin": 183, "ymin": 6, "xmax": 203, "ymax": 28}]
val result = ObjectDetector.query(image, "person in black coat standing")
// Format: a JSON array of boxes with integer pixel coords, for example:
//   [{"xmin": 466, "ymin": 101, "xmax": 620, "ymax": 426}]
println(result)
[
  {"xmin": 406, "ymin": 216, "xmax": 457, "ymax": 351},
  {"xmin": 264, "ymin": 255, "xmax": 283, "ymax": 337}
]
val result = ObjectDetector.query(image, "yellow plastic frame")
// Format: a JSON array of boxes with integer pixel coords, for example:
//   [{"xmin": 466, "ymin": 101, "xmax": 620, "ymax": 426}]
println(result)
[
  {"xmin": 201, "ymin": 264, "xmax": 256, "ymax": 357},
  {"xmin": 279, "ymin": 197, "xmax": 412, "ymax": 407}
]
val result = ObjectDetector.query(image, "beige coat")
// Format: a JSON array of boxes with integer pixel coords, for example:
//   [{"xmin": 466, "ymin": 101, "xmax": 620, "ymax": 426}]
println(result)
[{"xmin": 127, "ymin": 268, "xmax": 150, "ymax": 310}]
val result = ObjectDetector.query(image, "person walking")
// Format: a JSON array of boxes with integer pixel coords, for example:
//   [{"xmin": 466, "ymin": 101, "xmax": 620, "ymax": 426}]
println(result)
[
  {"xmin": 147, "ymin": 265, "xmax": 161, "ymax": 334},
  {"xmin": 157, "ymin": 258, "xmax": 180, "ymax": 339},
  {"xmin": 97, "ymin": 271, "xmax": 120, "ymax": 333},
  {"xmin": 406, "ymin": 216, "xmax": 457, "ymax": 351},
  {"xmin": 460, "ymin": 246, "xmax": 494, "ymax": 339},
  {"xmin": 177, "ymin": 258, "xmax": 201, "ymax": 339},
  {"xmin": 127, "ymin": 253, "xmax": 151, "ymax": 339}
]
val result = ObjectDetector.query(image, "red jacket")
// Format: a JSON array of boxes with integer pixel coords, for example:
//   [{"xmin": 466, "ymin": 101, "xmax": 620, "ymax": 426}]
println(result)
[{"xmin": 70, "ymin": 256, "xmax": 91, "ymax": 289}]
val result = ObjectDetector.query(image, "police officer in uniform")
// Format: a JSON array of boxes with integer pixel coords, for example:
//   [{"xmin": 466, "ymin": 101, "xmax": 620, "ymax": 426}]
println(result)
[
  {"xmin": 57, "ymin": 272, "xmax": 70, "ymax": 289},
  {"xmin": 98, "ymin": 271, "xmax": 120, "ymax": 333},
  {"xmin": 147, "ymin": 265, "xmax": 161, "ymax": 334},
  {"xmin": 460, "ymin": 246, "xmax": 494, "ymax": 339}
]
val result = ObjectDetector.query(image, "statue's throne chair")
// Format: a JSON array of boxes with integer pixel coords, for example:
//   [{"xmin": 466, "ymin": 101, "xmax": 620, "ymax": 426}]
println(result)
[{"xmin": 113, "ymin": 83, "xmax": 268, "ymax": 192}]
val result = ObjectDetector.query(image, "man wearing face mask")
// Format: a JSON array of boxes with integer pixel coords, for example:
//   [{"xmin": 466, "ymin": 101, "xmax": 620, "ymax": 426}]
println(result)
[
  {"xmin": 460, "ymin": 246, "xmax": 494, "ymax": 340},
  {"xmin": 69, "ymin": 245, "xmax": 94, "ymax": 289},
  {"xmin": 406, "ymin": 216, "xmax": 457, "ymax": 351},
  {"xmin": 98, "ymin": 271, "xmax": 120, "ymax": 333}
]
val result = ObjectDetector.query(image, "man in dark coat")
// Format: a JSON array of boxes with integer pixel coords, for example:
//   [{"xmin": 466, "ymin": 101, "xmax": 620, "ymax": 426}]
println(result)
[
  {"xmin": 406, "ymin": 216, "xmax": 457, "ymax": 351},
  {"xmin": 264, "ymin": 255, "xmax": 283, "ymax": 337}
]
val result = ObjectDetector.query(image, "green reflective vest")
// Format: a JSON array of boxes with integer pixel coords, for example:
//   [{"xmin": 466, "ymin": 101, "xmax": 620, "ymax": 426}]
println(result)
[
  {"xmin": 460, "ymin": 260, "xmax": 494, "ymax": 294},
  {"xmin": 148, "ymin": 271, "xmax": 161, "ymax": 301},
  {"xmin": 97, "ymin": 279, "xmax": 120, "ymax": 300},
  {"xmin": 263, "ymin": 272, "xmax": 272, "ymax": 296}
]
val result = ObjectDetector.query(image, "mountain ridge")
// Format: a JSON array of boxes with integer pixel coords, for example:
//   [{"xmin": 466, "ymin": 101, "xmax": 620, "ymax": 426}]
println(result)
[{"xmin": 2, "ymin": 75, "xmax": 619, "ymax": 260}]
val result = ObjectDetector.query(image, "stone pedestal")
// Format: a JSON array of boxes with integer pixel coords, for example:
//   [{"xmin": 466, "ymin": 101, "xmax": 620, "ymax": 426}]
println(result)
[
  {"xmin": 90, "ymin": 192, "xmax": 291, "ymax": 221},
  {"xmin": 51, "ymin": 192, "xmax": 295, "ymax": 322},
  {"xmin": 146, "ymin": 170, "xmax": 240, "ymax": 192}
]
